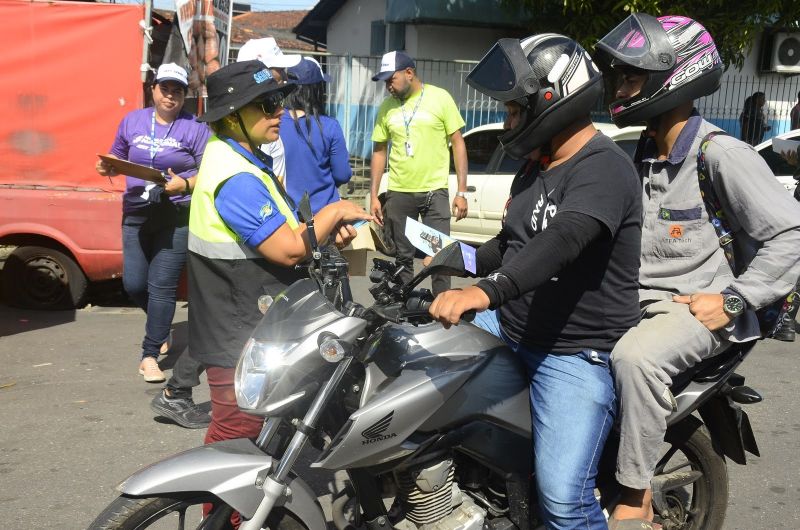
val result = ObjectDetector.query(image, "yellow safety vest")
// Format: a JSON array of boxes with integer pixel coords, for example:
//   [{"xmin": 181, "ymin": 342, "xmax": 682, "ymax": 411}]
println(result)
[{"xmin": 188, "ymin": 136, "xmax": 298, "ymax": 259}]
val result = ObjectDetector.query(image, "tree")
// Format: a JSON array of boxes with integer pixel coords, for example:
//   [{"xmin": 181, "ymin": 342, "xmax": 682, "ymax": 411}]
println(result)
[{"xmin": 503, "ymin": 0, "xmax": 800, "ymax": 70}]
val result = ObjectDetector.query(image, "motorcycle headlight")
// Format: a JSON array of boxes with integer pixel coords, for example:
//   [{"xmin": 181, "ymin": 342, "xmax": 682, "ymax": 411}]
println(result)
[{"xmin": 234, "ymin": 339, "xmax": 300, "ymax": 412}]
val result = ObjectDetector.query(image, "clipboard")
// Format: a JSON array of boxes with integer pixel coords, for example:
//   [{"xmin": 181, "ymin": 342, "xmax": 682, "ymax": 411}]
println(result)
[{"xmin": 97, "ymin": 154, "xmax": 168, "ymax": 184}]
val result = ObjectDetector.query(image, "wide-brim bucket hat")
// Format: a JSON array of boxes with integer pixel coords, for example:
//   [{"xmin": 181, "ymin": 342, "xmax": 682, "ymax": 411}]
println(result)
[{"xmin": 198, "ymin": 60, "xmax": 296, "ymax": 123}]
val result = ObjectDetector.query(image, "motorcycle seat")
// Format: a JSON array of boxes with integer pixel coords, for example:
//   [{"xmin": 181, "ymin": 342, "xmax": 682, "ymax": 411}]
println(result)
[{"xmin": 670, "ymin": 340, "xmax": 758, "ymax": 395}]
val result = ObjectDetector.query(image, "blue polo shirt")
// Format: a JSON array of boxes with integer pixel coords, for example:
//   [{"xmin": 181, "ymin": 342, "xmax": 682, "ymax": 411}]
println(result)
[{"xmin": 215, "ymin": 138, "xmax": 297, "ymax": 248}]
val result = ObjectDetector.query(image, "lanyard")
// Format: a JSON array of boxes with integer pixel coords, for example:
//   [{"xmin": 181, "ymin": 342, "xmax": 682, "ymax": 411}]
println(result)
[
  {"xmin": 149, "ymin": 108, "xmax": 175, "ymax": 168},
  {"xmin": 400, "ymin": 84, "xmax": 424, "ymax": 140}
]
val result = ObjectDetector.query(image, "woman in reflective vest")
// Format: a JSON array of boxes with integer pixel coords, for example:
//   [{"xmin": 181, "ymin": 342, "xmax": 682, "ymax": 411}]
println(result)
[{"xmin": 190, "ymin": 60, "xmax": 371, "ymax": 443}]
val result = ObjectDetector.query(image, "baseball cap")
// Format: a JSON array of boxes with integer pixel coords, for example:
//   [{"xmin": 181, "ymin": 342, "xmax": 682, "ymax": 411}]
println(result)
[
  {"xmin": 288, "ymin": 57, "xmax": 331, "ymax": 85},
  {"xmin": 198, "ymin": 60, "xmax": 297, "ymax": 123},
  {"xmin": 237, "ymin": 37, "xmax": 302, "ymax": 68},
  {"xmin": 155, "ymin": 63, "xmax": 188, "ymax": 87},
  {"xmin": 371, "ymin": 50, "xmax": 415, "ymax": 81}
]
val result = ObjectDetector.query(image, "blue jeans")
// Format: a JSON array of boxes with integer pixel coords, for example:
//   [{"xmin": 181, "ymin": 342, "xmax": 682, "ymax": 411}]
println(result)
[
  {"xmin": 474, "ymin": 310, "xmax": 616, "ymax": 530},
  {"xmin": 122, "ymin": 208, "xmax": 188, "ymax": 360}
]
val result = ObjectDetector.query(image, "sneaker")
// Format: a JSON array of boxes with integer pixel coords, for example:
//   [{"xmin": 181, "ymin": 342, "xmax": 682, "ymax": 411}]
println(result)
[
  {"xmin": 159, "ymin": 330, "xmax": 173, "ymax": 356},
  {"xmin": 138, "ymin": 357, "xmax": 166, "ymax": 383},
  {"xmin": 150, "ymin": 389, "xmax": 211, "ymax": 429}
]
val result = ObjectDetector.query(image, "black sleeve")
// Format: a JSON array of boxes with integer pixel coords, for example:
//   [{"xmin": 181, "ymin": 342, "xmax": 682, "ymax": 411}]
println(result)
[
  {"xmin": 474, "ymin": 161, "xmax": 533, "ymax": 277},
  {"xmin": 475, "ymin": 228, "xmax": 508, "ymax": 277},
  {"xmin": 475, "ymin": 211, "xmax": 607, "ymax": 308}
]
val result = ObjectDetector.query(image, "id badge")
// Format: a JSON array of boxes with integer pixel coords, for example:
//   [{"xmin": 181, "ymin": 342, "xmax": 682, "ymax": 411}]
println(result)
[{"xmin": 405, "ymin": 141, "xmax": 414, "ymax": 157}]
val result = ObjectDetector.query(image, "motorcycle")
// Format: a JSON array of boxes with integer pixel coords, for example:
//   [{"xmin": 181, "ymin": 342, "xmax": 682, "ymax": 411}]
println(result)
[{"xmin": 88, "ymin": 198, "xmax": 763, "ymax": 530}]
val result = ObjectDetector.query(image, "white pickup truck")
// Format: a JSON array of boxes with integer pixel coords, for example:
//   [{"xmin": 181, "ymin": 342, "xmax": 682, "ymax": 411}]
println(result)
[{"xmin": 367, "ymin": 122, "xmax": 645, "ymax": 245}]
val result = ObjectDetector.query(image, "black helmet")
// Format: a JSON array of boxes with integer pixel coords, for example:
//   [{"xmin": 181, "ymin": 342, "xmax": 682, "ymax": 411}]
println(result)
[
  {"xmin": 466, "ymin": 34, "xmax": 604, "ymax": 158},
  {"xmin": 595, "ymin": 14, "xmax": 723, "ymax": 127}
]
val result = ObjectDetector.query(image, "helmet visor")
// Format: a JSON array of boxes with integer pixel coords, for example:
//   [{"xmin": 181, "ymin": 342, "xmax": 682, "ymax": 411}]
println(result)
[
  {"xmin": 466, "ymin": 38, "xmax": 539, "ymax": 102},
  {"xmin": 596, "ymin": 13, "xmax": 674, "ymax": 72}
]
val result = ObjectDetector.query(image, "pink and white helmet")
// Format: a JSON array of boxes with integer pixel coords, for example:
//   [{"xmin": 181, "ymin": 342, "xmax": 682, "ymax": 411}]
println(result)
[{"xmin": 595, "ymin": 14, "xmax": 722, "ymax": 127}]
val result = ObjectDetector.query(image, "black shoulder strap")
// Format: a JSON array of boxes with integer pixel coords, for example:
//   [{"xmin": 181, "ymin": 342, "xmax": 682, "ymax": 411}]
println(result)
[
  {"xmin": 697, "ymin": 131, "xmax": 795, "ymax": 337},
  {"xmin": 696, "ymin": 131, "xmax": 741, "ymax": 275}
]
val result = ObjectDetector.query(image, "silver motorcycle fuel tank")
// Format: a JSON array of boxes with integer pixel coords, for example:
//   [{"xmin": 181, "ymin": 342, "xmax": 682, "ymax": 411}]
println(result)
[{"xmin": 313, "ymin": 321, "xmax": 531, "ymax": 470}]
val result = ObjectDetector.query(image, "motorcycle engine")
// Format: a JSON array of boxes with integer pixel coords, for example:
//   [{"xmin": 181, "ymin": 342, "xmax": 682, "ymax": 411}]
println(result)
[{"xmin": 393, "ymin": 458, "xmax": 486, "ymax": 530}]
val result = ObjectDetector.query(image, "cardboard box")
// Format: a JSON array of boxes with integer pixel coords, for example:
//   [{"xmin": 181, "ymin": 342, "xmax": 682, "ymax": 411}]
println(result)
[{"xmin": 340, "ymin": 223, "xmax": 390, "ymax": 276}]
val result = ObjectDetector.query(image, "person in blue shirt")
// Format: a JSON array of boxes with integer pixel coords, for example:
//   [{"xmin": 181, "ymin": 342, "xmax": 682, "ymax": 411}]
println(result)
[{"xmin": 282, "ymin": 57, "xmax": 352, "ymax": 213}]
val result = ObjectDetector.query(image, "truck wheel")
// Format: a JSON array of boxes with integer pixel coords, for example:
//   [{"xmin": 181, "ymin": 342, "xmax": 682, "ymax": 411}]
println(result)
[{"xmin": 2, "ymin": 246, "xmax": 88, "ymax": 309}]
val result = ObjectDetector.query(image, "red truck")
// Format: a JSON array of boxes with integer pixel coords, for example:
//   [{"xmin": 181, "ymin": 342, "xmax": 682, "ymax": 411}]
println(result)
[{"xmin": 0, "ymin": 0, "xmax": 145, "ymax": 309}]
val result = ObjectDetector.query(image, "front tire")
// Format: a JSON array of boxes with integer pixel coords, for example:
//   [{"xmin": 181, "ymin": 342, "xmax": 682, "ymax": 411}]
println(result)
[
  {"xmin": 655, "ymin": 419, "xmax": 728, "ymax": 530},
  {"xmin": 87, "ymin": 494, "xmax": 308, "ymax": 530},
  {"xmin": 2, "ymin": 245, "xmax": 88, "ymax": 309}
]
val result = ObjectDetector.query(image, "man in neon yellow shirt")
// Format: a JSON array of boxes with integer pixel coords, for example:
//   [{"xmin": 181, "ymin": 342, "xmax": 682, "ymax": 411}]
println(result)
[{"xmin": 369, "ymin": 50, "xmax": 468, "ymax": 295}]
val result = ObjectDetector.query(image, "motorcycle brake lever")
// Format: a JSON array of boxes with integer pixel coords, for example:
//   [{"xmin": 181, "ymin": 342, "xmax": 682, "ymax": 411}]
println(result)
[{"xmin": 371, "ymin": 303, "xmax": 404, "ymax": 323}]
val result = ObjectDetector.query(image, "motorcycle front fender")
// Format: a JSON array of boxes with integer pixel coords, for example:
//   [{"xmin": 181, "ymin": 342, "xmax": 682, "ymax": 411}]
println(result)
[{"xmin": 117, "ymin": 438, "xmax": 326, "ymax": 527}]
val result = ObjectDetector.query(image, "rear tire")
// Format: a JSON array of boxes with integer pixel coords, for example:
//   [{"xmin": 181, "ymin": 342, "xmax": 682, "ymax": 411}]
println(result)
[
  {"xmin": 87, "ymin": 494, "xmax": 308, "ymax": 530},
  {"xmin": 2, "ymin": 245, "xmax": 88, "ymax": 309},
  {"xmin": 655, "ymin": 419, "xmax": 729, "ymax": 530}
]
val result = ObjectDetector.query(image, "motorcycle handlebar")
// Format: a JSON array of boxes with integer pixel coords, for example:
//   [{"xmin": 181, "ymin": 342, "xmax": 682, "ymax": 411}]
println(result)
[{"xmin": 404, "ymin": 296, "xmax": 476, "ymax": 323}]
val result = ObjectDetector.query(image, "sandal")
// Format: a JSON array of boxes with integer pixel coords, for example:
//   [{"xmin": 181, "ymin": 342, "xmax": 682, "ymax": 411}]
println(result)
[
  {"xmin": 138, "ymin": 357, "xmax": 166, "ymax": 383},
  {"xmin": 608, "ymin": 517, "xmax": 662, "ymax": 530}
]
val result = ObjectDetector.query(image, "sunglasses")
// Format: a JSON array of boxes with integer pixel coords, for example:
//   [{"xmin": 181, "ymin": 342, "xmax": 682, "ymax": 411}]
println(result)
[{"xmin": 254, "ymin": 93, "xmax": 286, "ymax": 116}]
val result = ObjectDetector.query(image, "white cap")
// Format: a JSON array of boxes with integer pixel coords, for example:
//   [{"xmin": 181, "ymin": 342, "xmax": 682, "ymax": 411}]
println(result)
[
  {"xmin": 371, "ymin": 50, "xmax": 415, "ymax": 81},
  {"xmin": 155, "ymin": 63, "xmax": 188, "ymax": 87},
  {"xmin": 237, "ymin": 37, "xmax": 302, "ymax": 68}
]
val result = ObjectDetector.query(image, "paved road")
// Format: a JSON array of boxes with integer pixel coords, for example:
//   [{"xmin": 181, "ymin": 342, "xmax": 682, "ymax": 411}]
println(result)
[{"xmin": 1, "ymin": 259, "xmax": 798, "ymax": 528}]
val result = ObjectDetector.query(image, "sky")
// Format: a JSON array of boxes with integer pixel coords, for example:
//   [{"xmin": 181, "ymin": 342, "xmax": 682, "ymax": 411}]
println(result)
[{"xmin": 150, "ymin": 0, "xmax": 318, "ymax": 11}]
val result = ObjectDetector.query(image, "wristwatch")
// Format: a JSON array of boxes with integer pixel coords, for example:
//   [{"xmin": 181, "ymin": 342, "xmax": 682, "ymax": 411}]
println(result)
[
  {"xmin": 722, "ymin": 292, "xmax": 745, "ymax": 317},
  {"xmin": 455, "ymin": 191, "xmax": 468, "ymax": 199}
]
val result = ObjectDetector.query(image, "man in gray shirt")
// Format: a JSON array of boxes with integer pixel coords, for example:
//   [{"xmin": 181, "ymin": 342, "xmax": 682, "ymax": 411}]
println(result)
[{"xmin": 596, "ymin": 14, "xmax": 800, "ymax": 528}]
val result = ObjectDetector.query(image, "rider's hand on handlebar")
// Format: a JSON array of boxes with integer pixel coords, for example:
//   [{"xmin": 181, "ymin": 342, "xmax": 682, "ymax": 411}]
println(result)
[
  {"xmin": 429, "ymin": 285, "xmax": 490, "ymax": 329},
  {"xmin": 673, "ymin": 293, "xmax": 731, "ymax": 331}
]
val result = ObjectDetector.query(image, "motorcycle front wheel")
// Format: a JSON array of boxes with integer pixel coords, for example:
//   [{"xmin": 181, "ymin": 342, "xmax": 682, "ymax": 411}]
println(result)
[{"xmin": 87, "ymin": 494, "xmax": 308, "ymax": 530}]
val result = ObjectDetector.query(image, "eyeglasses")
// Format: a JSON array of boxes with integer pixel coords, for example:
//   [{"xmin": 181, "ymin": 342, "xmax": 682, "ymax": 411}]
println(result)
[{"xmin": 254, "ymin": 93, "xmax": 286, "ymax": 116}]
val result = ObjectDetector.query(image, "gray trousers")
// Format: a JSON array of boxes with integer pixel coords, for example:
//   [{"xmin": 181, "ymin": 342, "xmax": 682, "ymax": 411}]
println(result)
[
  {"xmin": 384, "ymin": 189, "xmax": 451, "ymax": 296},
  {"xmin": 611, "ymin": 300, "xmax": 729, "ymax": 489}
]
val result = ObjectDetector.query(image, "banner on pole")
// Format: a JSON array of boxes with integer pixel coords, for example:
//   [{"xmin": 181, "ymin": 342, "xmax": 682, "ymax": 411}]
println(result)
[{"xmin": 173, "ymin": 0, "xmax": 231, "ymax": 96}]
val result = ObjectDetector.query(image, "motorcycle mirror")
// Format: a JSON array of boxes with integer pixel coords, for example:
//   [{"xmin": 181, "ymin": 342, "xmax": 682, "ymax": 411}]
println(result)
[
  {"xmin": 403, "ymin": 242, "xmax": 466, "ymax": 294},
  {"xmin": 426, "ymin": 242, "xmax": 466, "ymax": 272},
  {"xmin": 297, "ymin": 193, "xmax": 322, "ymax": 261},
  {"xmin": 297, "ymin": 193, "xmax": 314, "ymax": 224}
]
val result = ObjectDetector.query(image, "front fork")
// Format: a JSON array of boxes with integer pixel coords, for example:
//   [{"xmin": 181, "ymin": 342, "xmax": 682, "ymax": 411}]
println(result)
[{"xmin": 239, "ymin": 357, "xmax": 353, "ymax": 530}]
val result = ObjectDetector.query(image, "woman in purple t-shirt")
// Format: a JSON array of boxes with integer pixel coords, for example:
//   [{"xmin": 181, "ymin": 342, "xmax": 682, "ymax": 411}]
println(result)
[{"xmin": 95, "ymin": 64, "xmax": 210, "ymax": 392}]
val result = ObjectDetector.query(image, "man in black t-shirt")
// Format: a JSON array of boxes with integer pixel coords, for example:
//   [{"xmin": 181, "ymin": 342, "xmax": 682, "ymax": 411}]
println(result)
[{"xmin": 428, "ymin": 36, "xmax": 642, "ymax": 529}]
